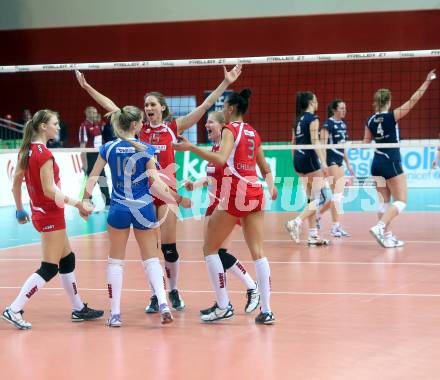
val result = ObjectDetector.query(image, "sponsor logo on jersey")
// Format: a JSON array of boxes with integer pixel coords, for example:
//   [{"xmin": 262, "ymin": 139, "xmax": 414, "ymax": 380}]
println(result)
[
  {"xmin": 153, "ymin": 144, "xmax": 167, "ymax": 151},
  {"xmin": 116, "ymin": 147, "xmax": 136, "ymax": 153},
  {"xmin": 42, "ymin": 224, "xmax": 55, "ymax": 231},
  {"xmin": 243, "ymin": 129, "xmax": 255, "ymax": 137}
]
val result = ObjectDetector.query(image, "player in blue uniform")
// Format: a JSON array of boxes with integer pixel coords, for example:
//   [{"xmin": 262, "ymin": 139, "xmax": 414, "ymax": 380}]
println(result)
[
  {"xmin": 286, "ymin": 92, "xmax": 330, "ymax": 246},
  {"xmin": 318, "ymin": 100, "xmax": 355, "ymax": 237},
  {"xmin": 83, "ymin": 105, "xmax": 191, "ymax": 326},
  {"xmin": 364, "ymin": 70, "xmax": 436, "ymax": 248}
]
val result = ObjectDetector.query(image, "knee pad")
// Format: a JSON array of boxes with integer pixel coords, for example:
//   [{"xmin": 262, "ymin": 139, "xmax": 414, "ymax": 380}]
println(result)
[
  {"xmin": 161, "ymin": 243, "xmax": 179, "ymax": 263},
  {"xmin": 332, "ymin": 192, "xmax": 344, "ymax": 203},
  {"xmin": 393, "ymin": 201, "xmax": 406, "ymax": 213},
  {"xmin": 59, "ymin": 252, "xmax": 75, "ymax": 274},
  {"xmin": 218, "ymin": 248, "xmax": 237, "ymax": 271},
  {"xmin": 36, "ymin": 262, "xmax": 59, "ymax": 282}
]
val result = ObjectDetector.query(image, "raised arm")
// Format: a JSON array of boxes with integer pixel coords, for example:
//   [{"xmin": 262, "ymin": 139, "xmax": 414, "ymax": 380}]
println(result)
[
  {"xmin": 175, "ymin": 65, "xmax": 242, "ymax": 134},
  {"xmin": 394, "ymin": 69, "xmax": 436, "ymax": 121},
  {"xmin": 75, "ymin": 70, "xmax": 120, "ymax": 113}
]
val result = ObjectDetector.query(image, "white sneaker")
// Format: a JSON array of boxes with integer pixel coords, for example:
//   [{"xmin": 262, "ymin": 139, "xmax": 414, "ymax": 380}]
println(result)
[
  {"xmin": 245, "ymin": 284, "xmax": 260, "ymax": 313},
  {"xmin": 370, "ymin": 225, "xmax": 385, "ymax": 247},
  {"xmin": 106, "ymin": 314, "xmax": 122, "ymax": 327},
  {"xmin": 200, "ymin": 303, "xmax": 234, "ymax": 322},
  {"xmin": 383, "ymin": 235, "xmax": 405, "ymax": 248},
  {"xmin": 286, "ymin": 219, "xmax": 301, "ymax": 243},
  {"xmin": 2, "ymin": 307, "xmax": 32, "ymax": 330},
  {"xmin": 308, "ymin": 236, "xmax": 331, "ymax": 246},
  {"xmin": 159, "ymin": 304, "xmax": 174, "ymax": 324},
  {"xmin": 331, "ymin": 226, "xmax": 350, "ymax": 237}
]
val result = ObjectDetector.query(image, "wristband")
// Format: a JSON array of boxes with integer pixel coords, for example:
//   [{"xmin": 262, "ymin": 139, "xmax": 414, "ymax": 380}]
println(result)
[{"xmin": 16, "ymin": 209, "xmax": 29, "ymax": 221}]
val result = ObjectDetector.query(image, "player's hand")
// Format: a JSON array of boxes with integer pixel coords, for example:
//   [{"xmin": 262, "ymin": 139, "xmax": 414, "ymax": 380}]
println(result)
[
  {"xmin": 432, "ymin": 160, "xmax": 439, "ymax": 169},
  {"xmin": 179, "ymin": 196, "xmax": 192, "ymax": 209},
  {"xmin": 172, "ymin": 135, "xmax": 192, "ymax": 151},
  {"xmin": 321, "ymin": 164, "xmax": 329, "ymax": 177},
  {"xmin": 184, "ymin": 181, "xmax": 194, "ymax": 191},
  {"xmin": 16, "ymin": 209, "xmax": 30, "ymax": 224},
  {"xmin": 75, "ymin": 70, "xmax": 89, "ymax": 89},
  {"xmin": 427, "ymin": 69, "xmax": 437, "ymax": 82},
  {"xmin": 77, "ymin": 199, "xmax": 94, "ymax": 220},
  {"xmin": 223, "ymin": 64, "xmax": 242, "ymax": 85}
]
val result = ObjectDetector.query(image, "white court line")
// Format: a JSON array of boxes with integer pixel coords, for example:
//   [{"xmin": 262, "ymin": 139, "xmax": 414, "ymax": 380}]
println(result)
[
  {"xmin": 1, "ymin": 258, "xmax": 440, "ymax": 266},
  {"xmin": 0, "ymin": 231, "xmax": 107, "ymax": 252},
  {"xmin": 1, "ymin": 286, "xmax": 440, "ymax": 298}
]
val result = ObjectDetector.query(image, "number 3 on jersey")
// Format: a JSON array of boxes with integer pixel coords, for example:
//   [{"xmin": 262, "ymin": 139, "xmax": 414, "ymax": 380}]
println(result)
[{"xmin": 247, "ymin": 137, "xmax": 255, "ymax": 159}]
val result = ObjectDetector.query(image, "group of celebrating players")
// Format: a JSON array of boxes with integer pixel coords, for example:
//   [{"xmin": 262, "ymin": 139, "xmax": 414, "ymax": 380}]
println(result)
[{"xmin": 1, "ymin": 64, "xmax": 437, "ymax": 330}]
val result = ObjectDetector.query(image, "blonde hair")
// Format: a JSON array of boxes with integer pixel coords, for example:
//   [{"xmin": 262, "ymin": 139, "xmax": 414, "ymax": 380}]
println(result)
[
  {"xmin": 374, "ymin": 89, "xmax": 391, "ymax": 111},
  {"xmin": 19, "ymin": 109, "xmax": 57, "ymax": 170},
  {"xmin": 106, "ymin": 106, "xmax": 145, "ymax": 151},
  {"xmin": 208, "ymin": 111, "xmax": 225, "ymax": 125}
]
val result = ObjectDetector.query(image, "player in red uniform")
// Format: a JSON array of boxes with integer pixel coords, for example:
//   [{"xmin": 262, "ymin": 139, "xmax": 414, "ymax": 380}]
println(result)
[
  {"xmin": 75, "ymin": 65, "xmax": 242, "ymax": 312},
  {"xmin": 174, "ymin": 89, "xmax": 276, "ymax": 324},
  {"xmin": 184, "ymin": 111, "xmax": 260, "ymax": 315},
  {"xmin": 2, "ymin": 109, "xmax": 103, "ymax": 330}
]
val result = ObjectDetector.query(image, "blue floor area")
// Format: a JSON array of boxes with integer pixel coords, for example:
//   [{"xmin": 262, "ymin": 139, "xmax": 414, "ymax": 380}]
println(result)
[{"xmin": 1, "ymin": 187, "xmax": 439, "ymax": 250}]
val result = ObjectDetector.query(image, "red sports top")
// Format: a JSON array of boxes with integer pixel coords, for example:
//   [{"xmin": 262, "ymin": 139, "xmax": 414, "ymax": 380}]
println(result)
[
  {"xmin": 24, "ymin": 143, "xmax": 63, "ymax": 219},
  {"xmin": 223, "ymin": 122, "xmax": 263, "ymax": 198},
  {"xmin": 139, "ymin": 119, "xmax": 178, "ymax": 187},
  {"xmin": 78, "ymin": 119, "xmax": 102, "ymax": 148}
]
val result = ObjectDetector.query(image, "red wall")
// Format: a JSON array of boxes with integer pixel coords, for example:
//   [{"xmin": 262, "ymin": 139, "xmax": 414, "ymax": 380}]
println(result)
[{"xmin": 1, "ymin": 10, "xmax": 439, "ymax": 145}]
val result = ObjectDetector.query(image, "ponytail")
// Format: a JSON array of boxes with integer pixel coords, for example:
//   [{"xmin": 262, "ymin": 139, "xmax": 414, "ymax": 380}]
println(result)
[
  {"xmin": 18, "ymin": 109, "xmax": 56, "ymax": 170},
  {"xmin": 18, "ymin": 120, "xmax": 35, "ymax": 170},
  {"xmin": 107, "ymin": 106, "xmax": 145, "ymax": 151}
]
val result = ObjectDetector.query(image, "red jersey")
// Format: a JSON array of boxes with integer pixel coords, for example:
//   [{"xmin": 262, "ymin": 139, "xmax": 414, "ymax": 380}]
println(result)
[
  {"xmin": 79, "ymin": 119, "xmax": 102, "ymax": 148},
  {"xmin": 139, "ymin": 119, "xmax": 178, "ymax": 187},
  {"xmin": 223, "ymin": 122, "xmax": 263, "ymax": 198},
  {"xmin": 24, "ymin": 143, "xmax": 63, "ymax": 220}
]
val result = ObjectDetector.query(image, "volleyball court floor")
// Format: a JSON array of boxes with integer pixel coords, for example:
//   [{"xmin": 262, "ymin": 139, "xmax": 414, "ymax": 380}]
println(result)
[{"xmin": 1, "ymin": 189, "xmax": 440, "ymax": 379}]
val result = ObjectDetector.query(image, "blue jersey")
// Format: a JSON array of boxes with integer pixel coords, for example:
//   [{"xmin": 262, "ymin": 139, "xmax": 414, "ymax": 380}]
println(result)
[
  {"xmin": 294, "ymin": 112, "xmax": 319, "ymax": 158},
  {"xmin": 99, "ymin": 139, "xmax": 156, "ymax": 208},
  {"xmin": 366, "ymin": 112, "xmax": 401, "ymax": 161},
  {"xmin": 323, "ymin": 117, "xmax": 347, "ymax": 157}
]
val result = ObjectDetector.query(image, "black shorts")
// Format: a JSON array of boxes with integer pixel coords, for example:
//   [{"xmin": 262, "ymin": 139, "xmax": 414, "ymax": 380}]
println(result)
[
  {"xmin": 371, "ymin": 155, "xmax": 403, "ymax": 180},
  {"xmin": 293, "ymin": 151, "xmax": 320, "ymax": 174},
  {"xmin": 326, "ymin": 151, "xmax": 344, "ymax": 167}
]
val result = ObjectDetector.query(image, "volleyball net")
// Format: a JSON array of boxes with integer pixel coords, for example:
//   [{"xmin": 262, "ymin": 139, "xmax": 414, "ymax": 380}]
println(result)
[{"xmin": 0, "ymin": 49, "xmax": 439, "ymax": 212}]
